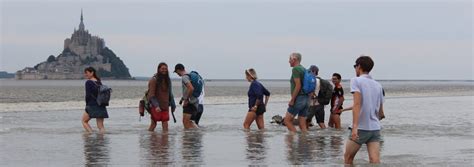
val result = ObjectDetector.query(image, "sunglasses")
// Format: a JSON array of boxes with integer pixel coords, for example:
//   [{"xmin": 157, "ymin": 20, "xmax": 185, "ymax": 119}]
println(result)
[{"xmin": 353, "ymin": 64, "xmax": 358, "ymax": 68}]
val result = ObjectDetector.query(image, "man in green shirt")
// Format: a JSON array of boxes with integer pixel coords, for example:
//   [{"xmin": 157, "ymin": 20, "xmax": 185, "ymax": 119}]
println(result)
[{"xmin": 285, "ymin": 52, "xmax": 309, "ymax": 133}]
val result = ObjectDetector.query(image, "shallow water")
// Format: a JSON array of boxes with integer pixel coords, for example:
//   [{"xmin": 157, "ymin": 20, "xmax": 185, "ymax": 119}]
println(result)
[{"xmin": 1, "ymin": 95, "xmax": 473, "ymax": 166}]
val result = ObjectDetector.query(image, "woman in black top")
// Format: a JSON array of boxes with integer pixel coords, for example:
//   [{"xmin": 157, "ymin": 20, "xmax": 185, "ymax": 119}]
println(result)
[
  {"xmin": 82, "ymin": 67, "xmax": 108, "ymax": 133},
  {"xmin": 243, "ymin": 68, "xmax": 270, "ymax": 130}
]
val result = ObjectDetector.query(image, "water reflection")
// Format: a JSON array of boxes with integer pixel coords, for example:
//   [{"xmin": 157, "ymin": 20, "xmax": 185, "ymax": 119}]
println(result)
[
  {"xmin": 82, "ymin": 133, "xmax": 110, "ymax": 166},
  {"xmin": 139, "ymin": 132, "xmax": 174, "ymax": 166},
  {"xmin": 285, "ymin": 133, "xmax": 345, "ymax": 165},
  {"xmin": 245, "ymin": 131, "xmax": 267, "ymax": 165},
  {"xmin": 181, "ymin": 130, "xmax": 204, "ymax": 165}
]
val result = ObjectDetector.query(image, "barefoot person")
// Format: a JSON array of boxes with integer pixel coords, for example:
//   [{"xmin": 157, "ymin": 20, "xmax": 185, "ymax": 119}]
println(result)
[
  {"xmin": 344, "ymin": 56, "xmax": 385, "ymax": 164},
  {"xmin": 174, "ymin": 63, "xmax": 199, "ymax": 129},
  {"xmin": 285, "ymin": 52, "xmax": 309, "ymax": 133},
  {"xmin": 243, "ymin": 68, "xmax": 271, "ymax": 130},
  {"xmin": 147, "ymin": 62, "xmax": 176, "ymax": 132},
  {"xmin": 82, "ymin": 67, "xmax": 108, "ymax": 133},
  {"xmin": 328, "ymin": 73, "xmax": 344, "ymax": 129}
]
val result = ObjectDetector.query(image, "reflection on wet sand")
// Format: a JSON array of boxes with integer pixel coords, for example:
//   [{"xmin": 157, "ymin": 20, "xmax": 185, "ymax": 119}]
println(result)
[
  {"xmin": 82, "ymin": 133, "xmax": 110, "ymax": 166},
  {"xmin": 139, "ymin": 132, "xmax": 174, "ymax": 166},
  {"xmin": 285, "ymin": 133, "xmax": 345, "ymax": 165},
  {"xmin": 245, "ymin": 131, "xmax": 267, "ymax": 165},
  {"xmin": 181, "ymin": 130, "xmax": 204, "ymax": 165}
]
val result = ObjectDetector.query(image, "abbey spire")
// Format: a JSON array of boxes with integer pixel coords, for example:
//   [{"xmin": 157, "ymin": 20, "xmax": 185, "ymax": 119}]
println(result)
[{"xmin": 79, "ymin": 9, "xmax": 85, "ymax": 31}]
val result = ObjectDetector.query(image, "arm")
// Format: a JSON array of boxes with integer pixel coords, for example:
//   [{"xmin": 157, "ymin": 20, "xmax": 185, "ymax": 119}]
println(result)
[
  {"xmin": 183, "ymin": 82, "xmax": 194, "ymax": 106},
  {"xmin": 263, "ymin": 85, "xmax": 270, "ymax": 107},
  {"xmin": 290, "ymin": 78, "xmax": 301, "ymax": 105},
  {"xmin": 147, "ymin": 79, "xmax": 160, "ymax": 110},
  {"xmin": 351, "ymin": 92, "xmax": 361, "ymax": 140},
  {"xmin": 85, "ymin": 81, "xmax": 94, "ymax": 104},
  {"xmin": 378, "ymin": 102, "xmax": 385, "ymax": 120}
]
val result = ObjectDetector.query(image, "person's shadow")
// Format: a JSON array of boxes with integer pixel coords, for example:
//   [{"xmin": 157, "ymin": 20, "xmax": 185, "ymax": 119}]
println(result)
[
  {"xmin": 245, "ymin": 131, "xmax": 267, "ymax": 165},
  {"xmin": 181, "ymin": 130, "xmax": 204, "ymax": 165},
  {"xmin": 82, "ymin": 133, "xmax": 110, "ymax": 166},
  {"xmin": 139, "ymin": 132, "xmax": 173, "ymax": 166}
]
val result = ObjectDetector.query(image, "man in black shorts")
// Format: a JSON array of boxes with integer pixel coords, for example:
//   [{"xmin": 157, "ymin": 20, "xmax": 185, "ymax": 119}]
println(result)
[{"xmin": 174, "ymin": 63, "xmax": 197, "ymax": 129}]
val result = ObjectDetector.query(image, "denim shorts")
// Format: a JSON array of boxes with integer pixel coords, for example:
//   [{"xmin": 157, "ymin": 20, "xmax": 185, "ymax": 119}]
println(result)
[
  {"xmin": 287, "ymin": 95, "xmax": 309, "ymax": 117},
  {"xmin": 349, "ymin": 129, "xmax": 381, "ymax": 145}
]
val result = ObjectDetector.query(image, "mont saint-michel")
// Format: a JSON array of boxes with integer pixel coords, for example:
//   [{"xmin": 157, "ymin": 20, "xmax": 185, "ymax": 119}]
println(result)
[{"xmin": 16, "ymin": 11, "xmax": 131, "ymax": 80}]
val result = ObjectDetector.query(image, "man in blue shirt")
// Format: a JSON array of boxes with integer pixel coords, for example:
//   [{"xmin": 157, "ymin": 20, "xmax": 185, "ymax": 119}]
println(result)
[{"xmin": 344, "ymin": 56, "xmax": 384, "ymax": 165}]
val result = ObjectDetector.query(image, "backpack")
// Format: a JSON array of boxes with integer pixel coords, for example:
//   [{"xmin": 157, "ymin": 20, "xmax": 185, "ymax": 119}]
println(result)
[
  {"xmin": 186, "ymin": 71, "xmax": 204, "ymax": 98},
  {"xmin": 317, "ymin": 77, "xmax": 333, "ymax": 105},
  {"xmin": 302, "ymin": 69, "xmax": 317, "ymax": 94},
  {"xmin": 95, "ymin": 83, "xmax": 112, "ymax": 106}
]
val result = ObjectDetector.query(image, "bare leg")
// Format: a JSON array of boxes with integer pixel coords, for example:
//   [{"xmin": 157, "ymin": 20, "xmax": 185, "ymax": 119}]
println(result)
[
  {"xmin": 318, "ymin": 123, "xmax": 327, "ymax": 129},
  {"xmin": 162, "ymin": 121, "xmax": 169, "ymax": 132},
  {"xmin": 367, "ymin": 142, "xmax": 381, "ymax": 164},
  {"xmin": 334, "ymin": 114, "xmax": 341, "ymax": 129},
  {"xmin": 298, "ymin": 116, "xmax": 308, "ymax": 133},
  {"xmin": 284, "ymin": 112, "xmax": 297, "ymax": 132},
  {"xmin": 344, "ymin": 139, "xmax": 362, "ymax": 165},
  {"xmin": 96, "ymin": 118, "xmax": 105, "ymax": 133},
  {"xmin": 328, "ymin": 114, "xmax": 334, "ymax": 128},
  {"xmin": 255, "ymin": 115, "xmax": 265, "ymax": 130},
  {"xmin": 182, "ymin": 113, "xmax": 197, "ymax": 129},
  {"xmin": 148, "ymin": 119, "xmax": 157, "ymax": 131},
  {"xmin": 82, "ymin": 112, "xmax": 93, "ymax": 133},
  {"xmin": 243, "ymin": 112, "xmax": 256, "ymax": 129}
]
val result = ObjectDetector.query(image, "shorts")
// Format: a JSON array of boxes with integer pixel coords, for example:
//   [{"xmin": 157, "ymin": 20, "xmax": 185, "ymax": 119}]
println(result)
[
  {"xmin": 85, "ymin": 105, "xmax": 109, "ymax": 118},
  {"xmin": 307, "ymin": 105, "xmax": 325, "ymax": 123},
  {"xmin": 149, "ymin": 107, "xmax": 169, "ymax": 122},
  {"xmin": 249, "ymin": 104, "xmax": 266, "ymax": 116},
  {"xmin": 349, "ymin": 129, "xmax": 381, "ymax": 145},
  {"xmin": 183, "ymin": 103, "xmax": 198, "ymax": 115},
  {"xmin": 287, "ymin": 95, "xmax": 309, "ymax": 117}
]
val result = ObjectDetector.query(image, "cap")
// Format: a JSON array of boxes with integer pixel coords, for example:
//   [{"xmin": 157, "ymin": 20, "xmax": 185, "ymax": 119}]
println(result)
[{"xmin": 174, "ymin": 63, "xmax": 185, "ymax": 73}]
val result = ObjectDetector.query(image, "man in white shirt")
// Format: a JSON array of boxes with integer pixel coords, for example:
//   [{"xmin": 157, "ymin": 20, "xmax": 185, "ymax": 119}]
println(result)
[{"xmin": 344, "ymin": 56, "xmax": 384, "ymax": 165}]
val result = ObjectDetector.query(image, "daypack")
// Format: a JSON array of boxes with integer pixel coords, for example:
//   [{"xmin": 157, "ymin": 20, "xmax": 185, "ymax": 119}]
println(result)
[
  {"xmin": 95, "ymin": 83, "xmax": 112, "ymax": 106},
  {"xmin": 302, "ymin": 69, "xmax": 317, "ymax": 94},
  {"xmin": 186, "ymin": 71, "xmax": 204, "ymax": 98},
  {"xmin": 317, "ymin": 77, "xmax": 333, "ymax": 105}
]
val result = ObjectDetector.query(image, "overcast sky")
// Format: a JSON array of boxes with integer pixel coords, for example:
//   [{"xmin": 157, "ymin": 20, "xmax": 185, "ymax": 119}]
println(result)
[{"xmin": 1, "ymin": 0, "xmax": 472, "ymax": 80}]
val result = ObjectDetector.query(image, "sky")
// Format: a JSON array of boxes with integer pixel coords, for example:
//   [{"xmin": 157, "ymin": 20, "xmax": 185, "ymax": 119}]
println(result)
[{"xmin": 1, "ymin": 0, "xmax": 472, "ymax": 80}]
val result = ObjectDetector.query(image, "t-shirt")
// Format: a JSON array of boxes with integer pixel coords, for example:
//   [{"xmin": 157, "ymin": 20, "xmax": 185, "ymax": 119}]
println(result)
[
  {"xmin": 350, "ymin": 74, "xmax": 384, "ymax": 131},
  {"xmin": 290, "ymin": 65, "xmax": 305, "ymax": 94},
  {"xmin": 85, "ymin": 80, "xmax": 101, "ymax": 106},
  {"xmin": 248, "ymin": 80, "xmax": 271, "ymax": 109},
  {"xmin": 182, "ymin": 74, "xmax": 198, "ymax": 105},
  {"xmin": 310, "ymin": 78, "xmax": 321, "ymax": 106},
  {"xmin": 331, "ymin": 83, "xmax": 344, "ymax": 108},
  {"xmin": 147, "ymin": 77, "xmax": 171, "ymax": 110},
  {"xmin": 198, "ymin": 86, "xmax": 205, "ymax": 104}
]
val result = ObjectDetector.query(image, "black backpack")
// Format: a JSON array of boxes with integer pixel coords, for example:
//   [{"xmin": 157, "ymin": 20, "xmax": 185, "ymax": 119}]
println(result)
[
  {"xmin": 317, "ymin": 77, "xmax": 333, "ymax": 105},
  {"xmin": 95, "ymin": 83, "xmax": 112, "ymax": 106}
]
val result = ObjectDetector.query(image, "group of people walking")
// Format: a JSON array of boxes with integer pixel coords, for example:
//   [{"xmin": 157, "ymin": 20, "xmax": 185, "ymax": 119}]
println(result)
[{"xmin": 80, "ymin": 53, "xmax": 385, "ymax": 164}]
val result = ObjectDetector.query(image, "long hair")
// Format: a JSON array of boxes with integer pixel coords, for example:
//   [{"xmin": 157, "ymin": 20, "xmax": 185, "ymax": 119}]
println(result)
[
  {"xmin": 84, "ymin": 67, "xmax": 101, "ymax": 82},
  {"xmin": 156, "ymin": 62, "xmax": 171, "ymax": 88}
]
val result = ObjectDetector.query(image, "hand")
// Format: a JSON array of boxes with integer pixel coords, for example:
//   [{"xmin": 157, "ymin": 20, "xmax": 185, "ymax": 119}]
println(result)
[
  {"xmin": 183, "ymin": 99, "xmax": 189, "ymax": 107},
  {"xmin": 155, "ymin": 107, "xmax": 161, "ymax": 112},
  {"xmin": 250, "ymin": 106, "xmax": 258, "ymax": 112},
  {"xmin": 288, "ymin": 100, "xmax": 295, "ymax": 107},
  {"xmin": 351, "ymin": 128, "xmax": 359, "ymax": 141}
]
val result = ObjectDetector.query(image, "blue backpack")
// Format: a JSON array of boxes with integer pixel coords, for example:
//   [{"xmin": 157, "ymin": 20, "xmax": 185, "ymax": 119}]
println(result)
[
  {"xmin": 302, "ymin": 69, "xmax": 316, "ymax": 94},
  {"xmin": 186, "ymin": 71, "xmax": 204, "ymax": 97}
]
